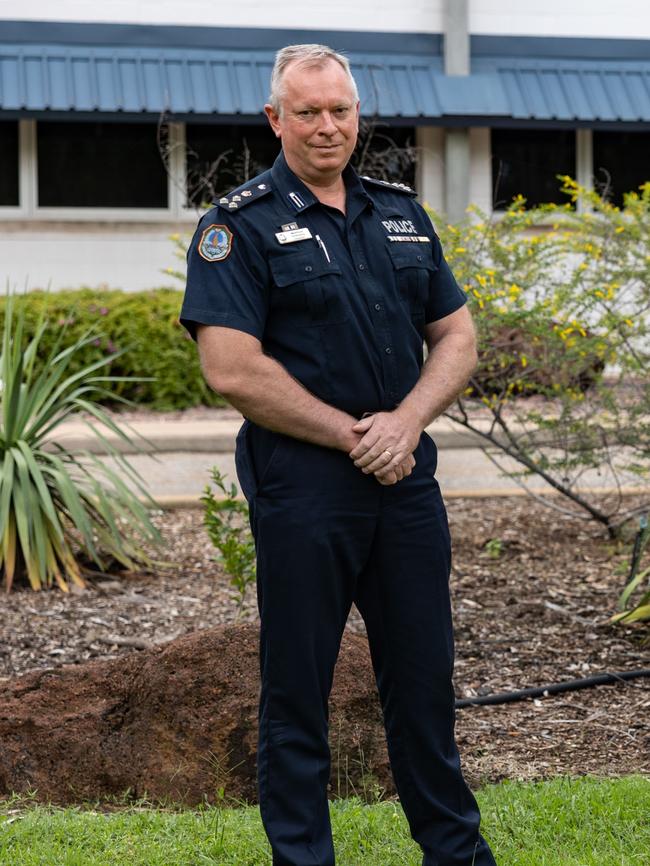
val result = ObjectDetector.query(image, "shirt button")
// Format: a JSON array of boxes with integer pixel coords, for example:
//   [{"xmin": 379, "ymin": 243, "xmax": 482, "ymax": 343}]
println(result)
[
  {"xmin": 374, "ymin": 303, "xmax": 381, "ymax": 311},
  {"xmin": 358, "ymin": 263, "xmax": 366, "ymax": 270},
  {"xmin": 305, "ymin": 265, "xmax": 313, "ymax": 272},
  {"xmin": 385, "ymin": 347, "xmax": 392, "ymax": 354},
  {"xmin": 417, "ymin": 255, "xmax": 423, "ymax": 262}
]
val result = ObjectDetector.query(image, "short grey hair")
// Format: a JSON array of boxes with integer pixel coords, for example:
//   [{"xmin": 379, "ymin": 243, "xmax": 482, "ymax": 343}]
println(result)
[{"xmin": 268, "ymin": 44, "xmax": 359, "ymax": 114}]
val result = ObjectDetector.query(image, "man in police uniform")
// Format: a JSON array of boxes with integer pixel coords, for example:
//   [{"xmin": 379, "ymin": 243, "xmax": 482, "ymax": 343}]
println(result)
[{"xmin": 180, "ymin": 44, "xmax": 497, "ymax": 866}]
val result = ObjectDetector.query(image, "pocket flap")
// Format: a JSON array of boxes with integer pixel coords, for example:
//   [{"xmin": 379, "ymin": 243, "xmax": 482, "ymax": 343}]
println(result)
[
  {"xmin": 387, "ymin": 245, "xmax": 437, "ymax": 272},
  {"xmin": 270, "ymin": 252, "xmax": 342, "ymax": 287}
]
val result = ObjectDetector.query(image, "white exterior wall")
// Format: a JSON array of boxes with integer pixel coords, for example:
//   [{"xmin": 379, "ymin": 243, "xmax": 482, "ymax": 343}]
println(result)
[
  {"xmin": 0, "ymin": 0, "xmax": 445, "ymax": 33},
  {"xmin": 470, "ymin": 0, "xmax": 650, "ymax": 39},
  {"xmin": 469, "ymin": 128, "xmax": 492, "ymax": 216},
  {"xmin": 416, "ymin": 127, "xmax": 491, "ymax": 220},
  {"xmin": 1, "ymin": 224, "xmax": 188, "ymax": 292},
  {"xmin": 2, "ymin": 0, "xmax": 649, "ymax": 38},
  {"xmin": 415, "ymin": 127, "xmax": 444, "ymax": 214}
]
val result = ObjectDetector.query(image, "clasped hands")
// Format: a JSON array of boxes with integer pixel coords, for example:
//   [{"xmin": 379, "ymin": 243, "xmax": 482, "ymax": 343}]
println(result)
[{"xmin": 347, "ymin": 410, "xmax": 422, "ymax": 486}]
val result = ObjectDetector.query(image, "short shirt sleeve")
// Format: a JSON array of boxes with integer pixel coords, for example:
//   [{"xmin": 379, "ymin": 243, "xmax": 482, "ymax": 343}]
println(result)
[
  {"xmin": 179, "ymin": 209, "xmax": 270, "ymax": 342},
  {"xmin": 416, "ymin": 204, "xmax": 468, "ymax": 323}
]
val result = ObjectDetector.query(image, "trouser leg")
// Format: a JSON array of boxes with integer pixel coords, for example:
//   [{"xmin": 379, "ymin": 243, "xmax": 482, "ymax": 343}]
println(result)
[
  {"xmin": 353, "ymin": 436, "xmax": 497, "ymax": 866},
  {"xmin": 240, "ymin": 426, "xmax": 377, "ymax": 866}
]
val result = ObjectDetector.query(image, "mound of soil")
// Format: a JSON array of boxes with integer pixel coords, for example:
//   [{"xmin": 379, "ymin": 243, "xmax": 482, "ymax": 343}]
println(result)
[{"xmin": 0, "ymin": 624, "xmax": 389, "ymax": 806}]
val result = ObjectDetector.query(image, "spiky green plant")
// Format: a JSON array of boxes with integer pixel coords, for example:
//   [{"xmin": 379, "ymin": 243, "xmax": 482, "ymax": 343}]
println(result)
[
  {"xmin": 0, "ymin": 293, "xmax": 162, "ymax": 592},
  {"xmin": 611, "ymin": 517, "xmax": 650, "ymax": 625}
]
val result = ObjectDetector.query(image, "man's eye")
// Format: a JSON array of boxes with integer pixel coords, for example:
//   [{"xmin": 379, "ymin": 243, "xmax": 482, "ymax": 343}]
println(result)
[
  {"xmin": 298, "ymin": 110, "xmax": 314, "ymax": 117},
  {"xmin": 335, "ymin": 107, "xmax": 349, "ymax": 115}
]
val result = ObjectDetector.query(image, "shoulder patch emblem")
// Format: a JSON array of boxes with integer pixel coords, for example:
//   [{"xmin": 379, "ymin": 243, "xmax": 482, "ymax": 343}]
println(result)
[{"xmin": 198, "ymin": 224, "xmax": 233, "ymax": 262}]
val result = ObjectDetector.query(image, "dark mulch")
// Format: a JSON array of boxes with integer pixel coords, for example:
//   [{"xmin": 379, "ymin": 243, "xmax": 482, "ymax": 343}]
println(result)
[{"xmin": 1, "ymin": 496, "xmax": 649, "ymax": 786}]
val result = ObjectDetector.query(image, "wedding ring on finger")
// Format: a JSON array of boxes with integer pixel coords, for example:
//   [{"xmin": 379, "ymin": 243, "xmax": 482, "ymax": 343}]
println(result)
[{"xmin": 383, "ymin": 449, "xmax": 393, "ymax": 461}]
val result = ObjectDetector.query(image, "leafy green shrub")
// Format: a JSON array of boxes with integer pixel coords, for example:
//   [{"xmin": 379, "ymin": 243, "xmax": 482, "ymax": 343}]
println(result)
[
  {"xmin": 0, "ymin": 294, "xmax": 163, "ymax": 592},
  {"xmin": 201, "ymin": 468, "xmax": 256, "ymax": 614},
  {"xmin": 0, "ymin": 288, "xmax": 224, "ymax": 411}
]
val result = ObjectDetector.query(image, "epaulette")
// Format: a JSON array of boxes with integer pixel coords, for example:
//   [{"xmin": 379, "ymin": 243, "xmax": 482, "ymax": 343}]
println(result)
[
  {"xmin": 360, "ymin": 175, "xmax": 417, "ymax": 197},
  {"xmin": 213, "ymin": 180, "xmax": 273, "ymax": 212}
]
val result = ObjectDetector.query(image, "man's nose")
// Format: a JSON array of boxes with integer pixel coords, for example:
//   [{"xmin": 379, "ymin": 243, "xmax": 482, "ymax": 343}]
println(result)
[{"xmin": 317, "ymin": 111, "xmax": 338, "ymax": 135}]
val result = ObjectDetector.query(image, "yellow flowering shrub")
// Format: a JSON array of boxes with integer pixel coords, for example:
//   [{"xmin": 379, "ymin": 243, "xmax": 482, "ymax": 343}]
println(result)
[{"xmin": 428, "ymin": 180, "xmax": 650, "ymax": 545}]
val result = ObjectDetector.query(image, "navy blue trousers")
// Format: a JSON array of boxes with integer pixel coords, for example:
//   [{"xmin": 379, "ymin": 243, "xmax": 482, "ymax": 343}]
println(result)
[{"xmin": 235, "ymin": 420, "xmax": 497, "ymax": 866}]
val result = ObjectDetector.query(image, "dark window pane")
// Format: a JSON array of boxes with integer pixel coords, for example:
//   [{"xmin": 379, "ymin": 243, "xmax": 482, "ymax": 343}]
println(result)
[
  {"xmin": 353, "ymin": 123, "xmax": 416, "ymax": 187},
  {"xmin": 184, "ymin": 122, "xmax": 416, "ymax": 206},
  {"xmin": 0, "ymin": 121, "xmax": 19, "ymax": 206},
  {"xmin": 37, "ymin": 122, "xmax": 167, "ymax": 207},
  {"xmin": 185, "ymin": 124, "xmax": 280, "ymax": 207},
  {"xmin": 593, "ymin": 131, "xmax": 650, "ymax": 207},
  {"xmin": 491, "ymin": 129, "xmax": 576, "ymax": 209}
]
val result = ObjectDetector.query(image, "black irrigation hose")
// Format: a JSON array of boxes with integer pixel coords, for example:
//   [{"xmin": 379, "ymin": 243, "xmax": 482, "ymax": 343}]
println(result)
[{"xmin": 455, "ymin": 668, "xmax": 650, "ymax": 709}]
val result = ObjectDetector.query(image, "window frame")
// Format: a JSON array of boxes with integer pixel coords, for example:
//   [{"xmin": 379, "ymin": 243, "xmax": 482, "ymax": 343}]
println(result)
[
  {"xmin": 0, "ymin": 121, "xmax": 604, "ymax": 222},
  {"xmin": 486, "ymin": 127, "xmax": 596, "ymax": 221},
  {"xmin": 490, "ymin": 126, "xmax": 581, "ymax": 213},
  {"xmin": 0, "ymin": 120, "xmax": 199, "ymax": 223},
  {"xmin": 0, "ymin": 119, "xmax": 29, "ymax": 217},
  {"xmin": 590, "ymin": 128, "xmax": 650, "ymax": 208}
]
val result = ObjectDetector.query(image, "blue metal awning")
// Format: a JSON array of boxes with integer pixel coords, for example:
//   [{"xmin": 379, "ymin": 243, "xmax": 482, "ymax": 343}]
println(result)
[
  {"xmin": 0, "ymin": 45, "xmax": 276, "ymax": 117},
  {"xmin": 1, "ymin": 34, "xmax": 650, "ymax": 124},
  {"xmin": 474, "ymin": 56, "xmax": 650, "ymax": 123},
  {"xmin": 2, "ymin": 44, "xmax": 448, "ymax": 119}
]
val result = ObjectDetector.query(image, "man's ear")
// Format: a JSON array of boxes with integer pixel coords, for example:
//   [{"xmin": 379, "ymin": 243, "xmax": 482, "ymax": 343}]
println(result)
[{"xmin": 264, "ymin": 104, "xmax": 282, "ymax": 139}]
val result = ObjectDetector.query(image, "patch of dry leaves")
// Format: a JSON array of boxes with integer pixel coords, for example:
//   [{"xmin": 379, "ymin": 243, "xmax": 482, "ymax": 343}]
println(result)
[{"xmin": 1, "ymin": 497, "xmax": 648, "ymax": 786}]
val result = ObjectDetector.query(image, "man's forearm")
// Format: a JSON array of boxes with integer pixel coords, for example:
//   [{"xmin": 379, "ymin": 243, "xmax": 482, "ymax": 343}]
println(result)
[
  {"xmin": 396, "ymin": 329, "xmax": 478, "ymax": 431},
  {"xmin": 204, "ymin": 350, "xmax": 360, "ymax": 452}
]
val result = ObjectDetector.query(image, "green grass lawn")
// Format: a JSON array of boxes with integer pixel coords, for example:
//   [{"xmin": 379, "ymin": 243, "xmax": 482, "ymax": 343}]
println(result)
[{"xmin": 1, "ymin": 775, "xmax": 648, "ymax": 865}]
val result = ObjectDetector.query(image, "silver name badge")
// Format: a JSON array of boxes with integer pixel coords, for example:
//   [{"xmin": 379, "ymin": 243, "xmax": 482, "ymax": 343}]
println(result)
[
  {"xmin": 275, "ymin": 227, "xmax": 313, "ymax": 244},
  {"xmin": 387, "ymin": 235, "xmax": 431, "ymax": 243}
]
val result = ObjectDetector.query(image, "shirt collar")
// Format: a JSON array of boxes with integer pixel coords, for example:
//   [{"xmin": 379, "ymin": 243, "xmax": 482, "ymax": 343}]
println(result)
[
  {"xmin": 271, "ymin": 150, "xmax": 373, "ymax": 215},
  {"xmin": 343, "ymin": 161, "xmax": 374, "ymax": 222}
]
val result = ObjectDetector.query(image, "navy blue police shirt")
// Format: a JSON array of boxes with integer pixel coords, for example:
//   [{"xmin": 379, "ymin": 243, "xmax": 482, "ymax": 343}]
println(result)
[{"xmin": 180, "ymin": 150, "xmax": 467, "ymax": 417}]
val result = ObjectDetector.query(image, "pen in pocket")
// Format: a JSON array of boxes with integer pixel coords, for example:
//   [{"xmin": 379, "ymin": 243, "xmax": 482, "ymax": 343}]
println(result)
[{"xmin": 315, "ymin": 234, "xmax": 331, "ymax": 264}]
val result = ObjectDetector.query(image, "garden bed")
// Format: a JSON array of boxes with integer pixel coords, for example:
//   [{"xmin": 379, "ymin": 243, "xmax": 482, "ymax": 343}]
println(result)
[{"xmin": 1, "ymin": 496, "xmax": 648, "ymax": 788}]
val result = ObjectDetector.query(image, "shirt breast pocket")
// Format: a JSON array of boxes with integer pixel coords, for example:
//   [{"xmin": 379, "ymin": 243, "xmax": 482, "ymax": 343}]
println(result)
[
  {"xmin": 387, "ymin": 245, "xmax": 437, "ymax": 326},
  {"xmin": 269, "ymin": 251, "xmax": 347, "ymax": 326}
]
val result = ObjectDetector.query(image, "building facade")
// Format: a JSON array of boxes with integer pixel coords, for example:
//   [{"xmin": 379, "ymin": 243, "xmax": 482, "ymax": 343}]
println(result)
[{"xmin": 1, "ymin": 0, "xmax": 650, "ymax": 289}]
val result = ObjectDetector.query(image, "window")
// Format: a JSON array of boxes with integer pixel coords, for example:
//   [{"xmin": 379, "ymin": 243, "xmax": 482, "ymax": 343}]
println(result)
[
  {"xmin": 593, "ymin": 131, "xmax": 650, "ymax": 207},
  {"xmin": 0, "ymin": 121, "xmax": 19, "ymax": 206},
  {"xmin": 185, "ymin": 124, "xmax": 280, "ymax": 208},
  {"xmin": 353, "ymin": 123, "xmax": 416, "ymax": 187},
  {"xmin": 184, "ymin": 122, "xmax": 417, "ymax": 207},
  {"xmin": 491, "ymin": 129, "xmax": 576, "ymax": 209},
  {"xmin": 37, "ymin": 122, "xmax": 167, "ymax": 208}
]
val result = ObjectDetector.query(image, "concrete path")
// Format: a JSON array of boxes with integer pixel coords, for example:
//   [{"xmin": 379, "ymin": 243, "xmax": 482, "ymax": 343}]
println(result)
[
  {"xmin": 50, "ymin": 414, "xmax": 488, "ymax": 455},
  {"xmin": 60, "ymin": 412, "xmax": 647, "ymax": 506}
]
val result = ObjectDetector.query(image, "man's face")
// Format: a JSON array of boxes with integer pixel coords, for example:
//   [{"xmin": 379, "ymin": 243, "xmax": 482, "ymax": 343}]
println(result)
[{"xmin": 264, "ymin": 58, "xmax": 360, "ymax": 184}]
